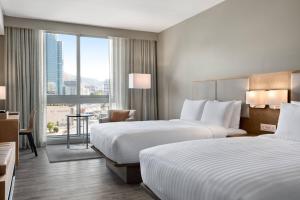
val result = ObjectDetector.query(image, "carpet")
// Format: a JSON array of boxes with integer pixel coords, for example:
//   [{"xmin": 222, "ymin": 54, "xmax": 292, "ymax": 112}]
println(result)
[{"xmin": 46, "ymin": 144, "xmax": 103, "ymax": 163}]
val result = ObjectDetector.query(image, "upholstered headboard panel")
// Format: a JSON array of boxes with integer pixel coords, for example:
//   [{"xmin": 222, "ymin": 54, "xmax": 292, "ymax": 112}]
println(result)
[
  {"xmin": 217, "ymin": 78, "xmax": 249, "ymax": 117},
  {"xmin": 192, "ymin": 77, "xmax": 249, "ymax": 117},
  {"xmin": 191, "ymin": 71, "xmax": 299, "ymax": 135},
  {"xmin": 192, "ymin": 80, "xmax": 216, "ymax": 100},
  {"xmin": 291, "ymin": 72, "xmax": 300, "ymax": 101}
]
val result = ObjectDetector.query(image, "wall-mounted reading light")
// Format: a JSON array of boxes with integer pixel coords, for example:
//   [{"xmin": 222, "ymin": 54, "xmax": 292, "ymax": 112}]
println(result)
[
  {"xmin": 267, "ymin": 90, "xmax": 288, "ymax": 109},
  {"xmin": 246, "ymin": 90, "xmax": 267, "ymax": 108},
  {"xmin": 246, "ymin": 89, "xmax": 288, "ymax": 109}
]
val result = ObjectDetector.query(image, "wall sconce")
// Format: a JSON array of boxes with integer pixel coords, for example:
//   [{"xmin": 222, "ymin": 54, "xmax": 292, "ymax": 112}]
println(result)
[
  {"xmin": 267, "ymin": 90, "xmax": 288, "ymax": 109},
  {"xmin": 129, "ymin": 73, "xmax": 151, "ymax": 89},
  {"xmin": 246, "ymin": 90, "xmax": 267, "ymax": 108},
  {"xmin": 246, "ymin": 89, "xmax": 288, "ymax": 109}
]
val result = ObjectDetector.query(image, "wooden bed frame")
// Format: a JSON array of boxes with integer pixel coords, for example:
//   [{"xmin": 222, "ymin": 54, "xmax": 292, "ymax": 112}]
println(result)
[
  {"xmin": 91, "ymin": 133, "xmax": 247, "ymax": 184},
  {"xmin": 91, "ymin": 146, "xmax": 142, "ymax": 184}
]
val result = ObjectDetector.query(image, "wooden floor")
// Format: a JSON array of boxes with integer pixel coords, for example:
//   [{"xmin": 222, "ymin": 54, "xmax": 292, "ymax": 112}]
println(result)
[{"xmin": 14, "ymin": 148, "xmax": 152, "ymax": 200}]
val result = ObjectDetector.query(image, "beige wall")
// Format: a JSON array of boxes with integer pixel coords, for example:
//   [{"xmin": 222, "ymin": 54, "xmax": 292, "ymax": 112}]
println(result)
[{"xmin": 157, "ymin": 0, "xmax": 300, "ymax": 119}]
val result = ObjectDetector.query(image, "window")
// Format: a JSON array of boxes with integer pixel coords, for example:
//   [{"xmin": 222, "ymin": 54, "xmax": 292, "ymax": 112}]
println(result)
[
  {"xmin": 46, "ymin": 104, "xmax": 77, "ymax": 135},
  {"xmin": 45, "ymin": 33, "xmax": 110, "ymax": 136},
  {"xmin": 80, "ymin": 37, "xmax": 110, "ymax": 96},
  {"xmin": 46, "ymin": 33, "xmax": 77, "ymax": 95},
  {"xmin": 80, "ymin": 103, "xmax": 109, "ymax": 132}
]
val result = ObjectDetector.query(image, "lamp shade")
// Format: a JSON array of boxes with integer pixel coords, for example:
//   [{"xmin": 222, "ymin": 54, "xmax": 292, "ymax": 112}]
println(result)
[
  {"xmin": 246, "ymin": 90, "xmax": 267, "ymax": 108},
  {"xmin": 129, "ymin": 73, "xmax": 151, "ymax": 89},
  {"xmin": 0, "ymin": 86, "xmax": 5, "ymax": 100},
  {"xmin": 267, "ymin": 90, "xmax": 288, "ymax": 109}
]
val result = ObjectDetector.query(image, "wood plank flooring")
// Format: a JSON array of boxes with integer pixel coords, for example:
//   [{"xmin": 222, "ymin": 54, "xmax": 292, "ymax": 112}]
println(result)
[{"xmin": 14, "ymin": 148, "xmax": 152, "ymax": 200}]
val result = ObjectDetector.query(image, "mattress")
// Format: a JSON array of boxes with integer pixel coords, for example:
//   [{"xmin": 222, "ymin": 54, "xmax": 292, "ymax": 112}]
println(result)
[
  {"xmin": 140, "ymin": 135, "xmax": 300, "ymax": 200},
  {"xmin": 90, "ymin": 120, "xmax": 244, "ymax": 164}
]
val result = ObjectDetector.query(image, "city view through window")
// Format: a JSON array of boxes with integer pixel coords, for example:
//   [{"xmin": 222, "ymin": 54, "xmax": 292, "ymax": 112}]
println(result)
[{"xmin": 45, "ymin": 33, "xmax": 110, "ymax": 136}]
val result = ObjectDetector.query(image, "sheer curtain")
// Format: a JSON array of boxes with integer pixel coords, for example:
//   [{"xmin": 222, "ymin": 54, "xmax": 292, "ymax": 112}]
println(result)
[
  {"xmin": 4, "ymin": 27, "xmax": 46, "ymax": 148},
  {"xmin": 109, "ymin": 37, "xmax": 158, "ymax": 121},
  {"xmin": 109, "ymin": 37, "xmax": 130, "ymax": 109}
]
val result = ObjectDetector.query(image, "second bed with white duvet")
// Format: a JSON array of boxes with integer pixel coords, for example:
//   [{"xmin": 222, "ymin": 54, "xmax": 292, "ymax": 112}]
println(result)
[{"xmin": 90, "ymin": 119, "xmax": 245, "ymax": 164}]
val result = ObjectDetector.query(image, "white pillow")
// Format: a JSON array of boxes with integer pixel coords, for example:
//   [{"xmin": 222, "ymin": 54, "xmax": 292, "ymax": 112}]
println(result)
[
  {"xmin": 221, "ymin": 101, "xmax": 234, "ymax": 128},
  {"xmin": 213, "ymin": 100, "xmax": 242, "ymax": 128},
  {"xmin": 229, "ymin": 101, "xmax": 242, "ymax": 129},
  {"xmin": 180, "ymin": 99, "xmax": 207, "ymax": 121},
  {"xmin": 201, "ymin": 101, "xmax": 234, "ymax": 127},
  {"xmin": 275, "ymin": 103, "xmax": 300, "ymax": 141},
  {"xmin": 226, "ymin": 128, "xmax": 247, "ymax": 136},
  {"xmin": 291, "ymin": 101, "xmax": 300, "ymax": 105}
]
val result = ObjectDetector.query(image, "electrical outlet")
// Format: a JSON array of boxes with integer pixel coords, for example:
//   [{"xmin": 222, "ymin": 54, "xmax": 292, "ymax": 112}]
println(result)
[{"xmin": 260, "ymin": 124, "xmax": 277, "ymax": 132}]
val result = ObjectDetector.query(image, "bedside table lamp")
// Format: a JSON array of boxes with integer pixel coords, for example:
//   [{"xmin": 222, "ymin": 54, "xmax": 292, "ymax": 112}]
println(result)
[{"xmin": 0, "ymin": 86, "xmax": 6, "ymax": 112}]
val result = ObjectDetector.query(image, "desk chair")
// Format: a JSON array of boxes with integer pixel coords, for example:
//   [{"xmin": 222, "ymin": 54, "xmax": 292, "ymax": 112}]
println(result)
[{"xmin": 19, "ymin": 111, "xmax": 37, "ymax": 156}]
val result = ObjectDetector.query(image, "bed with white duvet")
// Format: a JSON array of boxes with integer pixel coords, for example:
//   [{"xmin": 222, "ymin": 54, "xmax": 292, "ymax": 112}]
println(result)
[
  {"xmin": 91, "ymin": 119, "xmax": 244, "ymax": 164},
  {"xmin": 91, "ymin": 99, "xmax": 245, "ymax": 164},
  {"xmin": 140, "ymin": 102, "xmax": 300, "ymax": 200}
]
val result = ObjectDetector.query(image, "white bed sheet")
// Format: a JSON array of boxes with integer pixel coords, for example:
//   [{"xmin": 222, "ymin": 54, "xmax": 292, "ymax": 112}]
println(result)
[
  {"xmin": 140, "ymin": 135, "xmax": 300, "ymax": 200},
  {"xmin": 90, "ymin": 120, "xmax": 243, "ymax": 164}
]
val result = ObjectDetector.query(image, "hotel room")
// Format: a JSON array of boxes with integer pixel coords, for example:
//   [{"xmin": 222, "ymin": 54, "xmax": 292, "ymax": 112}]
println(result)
[{"xmin": 0, "ymin": 0, "xmax": 299, "ymax": 199}]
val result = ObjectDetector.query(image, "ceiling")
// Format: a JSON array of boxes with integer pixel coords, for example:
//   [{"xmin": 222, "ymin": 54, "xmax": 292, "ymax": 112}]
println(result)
[{"xmin": 0, "ymin": 0, "xmax": 225, "ymax": 33}]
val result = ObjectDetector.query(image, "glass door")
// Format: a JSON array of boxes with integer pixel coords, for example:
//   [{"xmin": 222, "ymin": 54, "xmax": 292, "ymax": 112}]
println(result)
[{"xmin": 44, "ymin": 32, "xmax": 110, "ymax": 144}]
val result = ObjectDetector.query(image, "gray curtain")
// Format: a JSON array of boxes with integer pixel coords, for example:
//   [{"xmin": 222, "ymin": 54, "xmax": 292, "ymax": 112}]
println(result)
[
  {"xmin": 128, "ymin": 39, "xmax": 158, "ymax": 121},
  {"xmin": 109, "ymin": 37, "xmax": 130, "ymax": 109},
  {"xmin": 109, "ymin": 37, "xmax": 158, "ymax": 121},
  {"xmin": 4, "ymin": 27, "xmax": 46, "ymax": 148}
]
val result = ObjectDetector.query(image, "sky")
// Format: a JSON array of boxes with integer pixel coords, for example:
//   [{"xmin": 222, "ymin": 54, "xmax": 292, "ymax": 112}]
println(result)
[{"xmin": 56, "ymin": 34, "xmax": 110, "ymax": 81}]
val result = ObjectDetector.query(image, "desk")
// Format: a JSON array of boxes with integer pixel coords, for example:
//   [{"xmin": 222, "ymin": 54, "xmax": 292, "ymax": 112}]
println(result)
[{"xmin": 0, "ymin": 114, "xmax": 19, "ymax": 166}]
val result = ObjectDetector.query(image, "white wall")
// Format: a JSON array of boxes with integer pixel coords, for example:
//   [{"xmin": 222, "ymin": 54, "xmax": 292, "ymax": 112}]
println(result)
[{"xmin": 157, "ymin": 0, "xmax": 300, "ymax": 119}]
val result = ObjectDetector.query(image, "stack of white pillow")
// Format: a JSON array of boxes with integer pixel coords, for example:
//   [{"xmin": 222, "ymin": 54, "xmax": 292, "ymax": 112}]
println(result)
[{"xmin": 180, "ymin": 99, "xmax": 242, "ymax": 129}]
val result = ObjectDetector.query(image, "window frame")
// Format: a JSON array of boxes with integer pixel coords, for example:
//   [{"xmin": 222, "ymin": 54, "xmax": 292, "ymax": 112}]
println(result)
[{"xmin": 44, "ymin": 31, "xmax": 110, "ymax": 104}]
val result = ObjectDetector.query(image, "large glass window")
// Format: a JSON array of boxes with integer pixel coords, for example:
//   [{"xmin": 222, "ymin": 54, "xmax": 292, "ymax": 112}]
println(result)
[
  {"xmin": 80, "ymin": 37, "xmax": 110, "ymax": 96},
  {"xmin": 45, "ymin": 33, "xmax": 110, "ymax": 136},
  {"xmin": 45, "ymin": 33, "xmax": 77, "ymax": 95},
  {"xmin": 46, "ymin": 104, "xmax": 77, "ymax": 135},
  {"xmin": 80, "ymin": 103, "xmax": 109, "ymax": 132}
]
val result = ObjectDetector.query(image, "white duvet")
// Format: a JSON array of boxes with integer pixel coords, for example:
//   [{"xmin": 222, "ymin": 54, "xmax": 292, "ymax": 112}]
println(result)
[
  {"xmin": 90, "ymin": 120, "xmax": 241, "ymax": 164},
  {"xmin": 140, "ymin": 135, "xmax": 300, "ymax": 200}
]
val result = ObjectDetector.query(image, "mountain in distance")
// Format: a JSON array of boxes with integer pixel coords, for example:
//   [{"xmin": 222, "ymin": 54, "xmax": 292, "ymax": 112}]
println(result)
[{"xmin": 64, "ymin": 73, "xmax": 106, "ymax": 87}]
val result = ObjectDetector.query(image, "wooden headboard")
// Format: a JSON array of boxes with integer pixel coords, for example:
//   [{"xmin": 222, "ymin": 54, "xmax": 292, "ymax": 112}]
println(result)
[{"xmin": 192, "ymin": 71, "xmax": 300, "ymax": 136}]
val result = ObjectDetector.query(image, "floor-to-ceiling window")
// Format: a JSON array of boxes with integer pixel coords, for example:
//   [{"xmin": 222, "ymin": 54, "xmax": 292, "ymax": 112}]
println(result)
[{"xmin": 45, "ymin": 33, "xmax": 110, "ymax": 141}]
